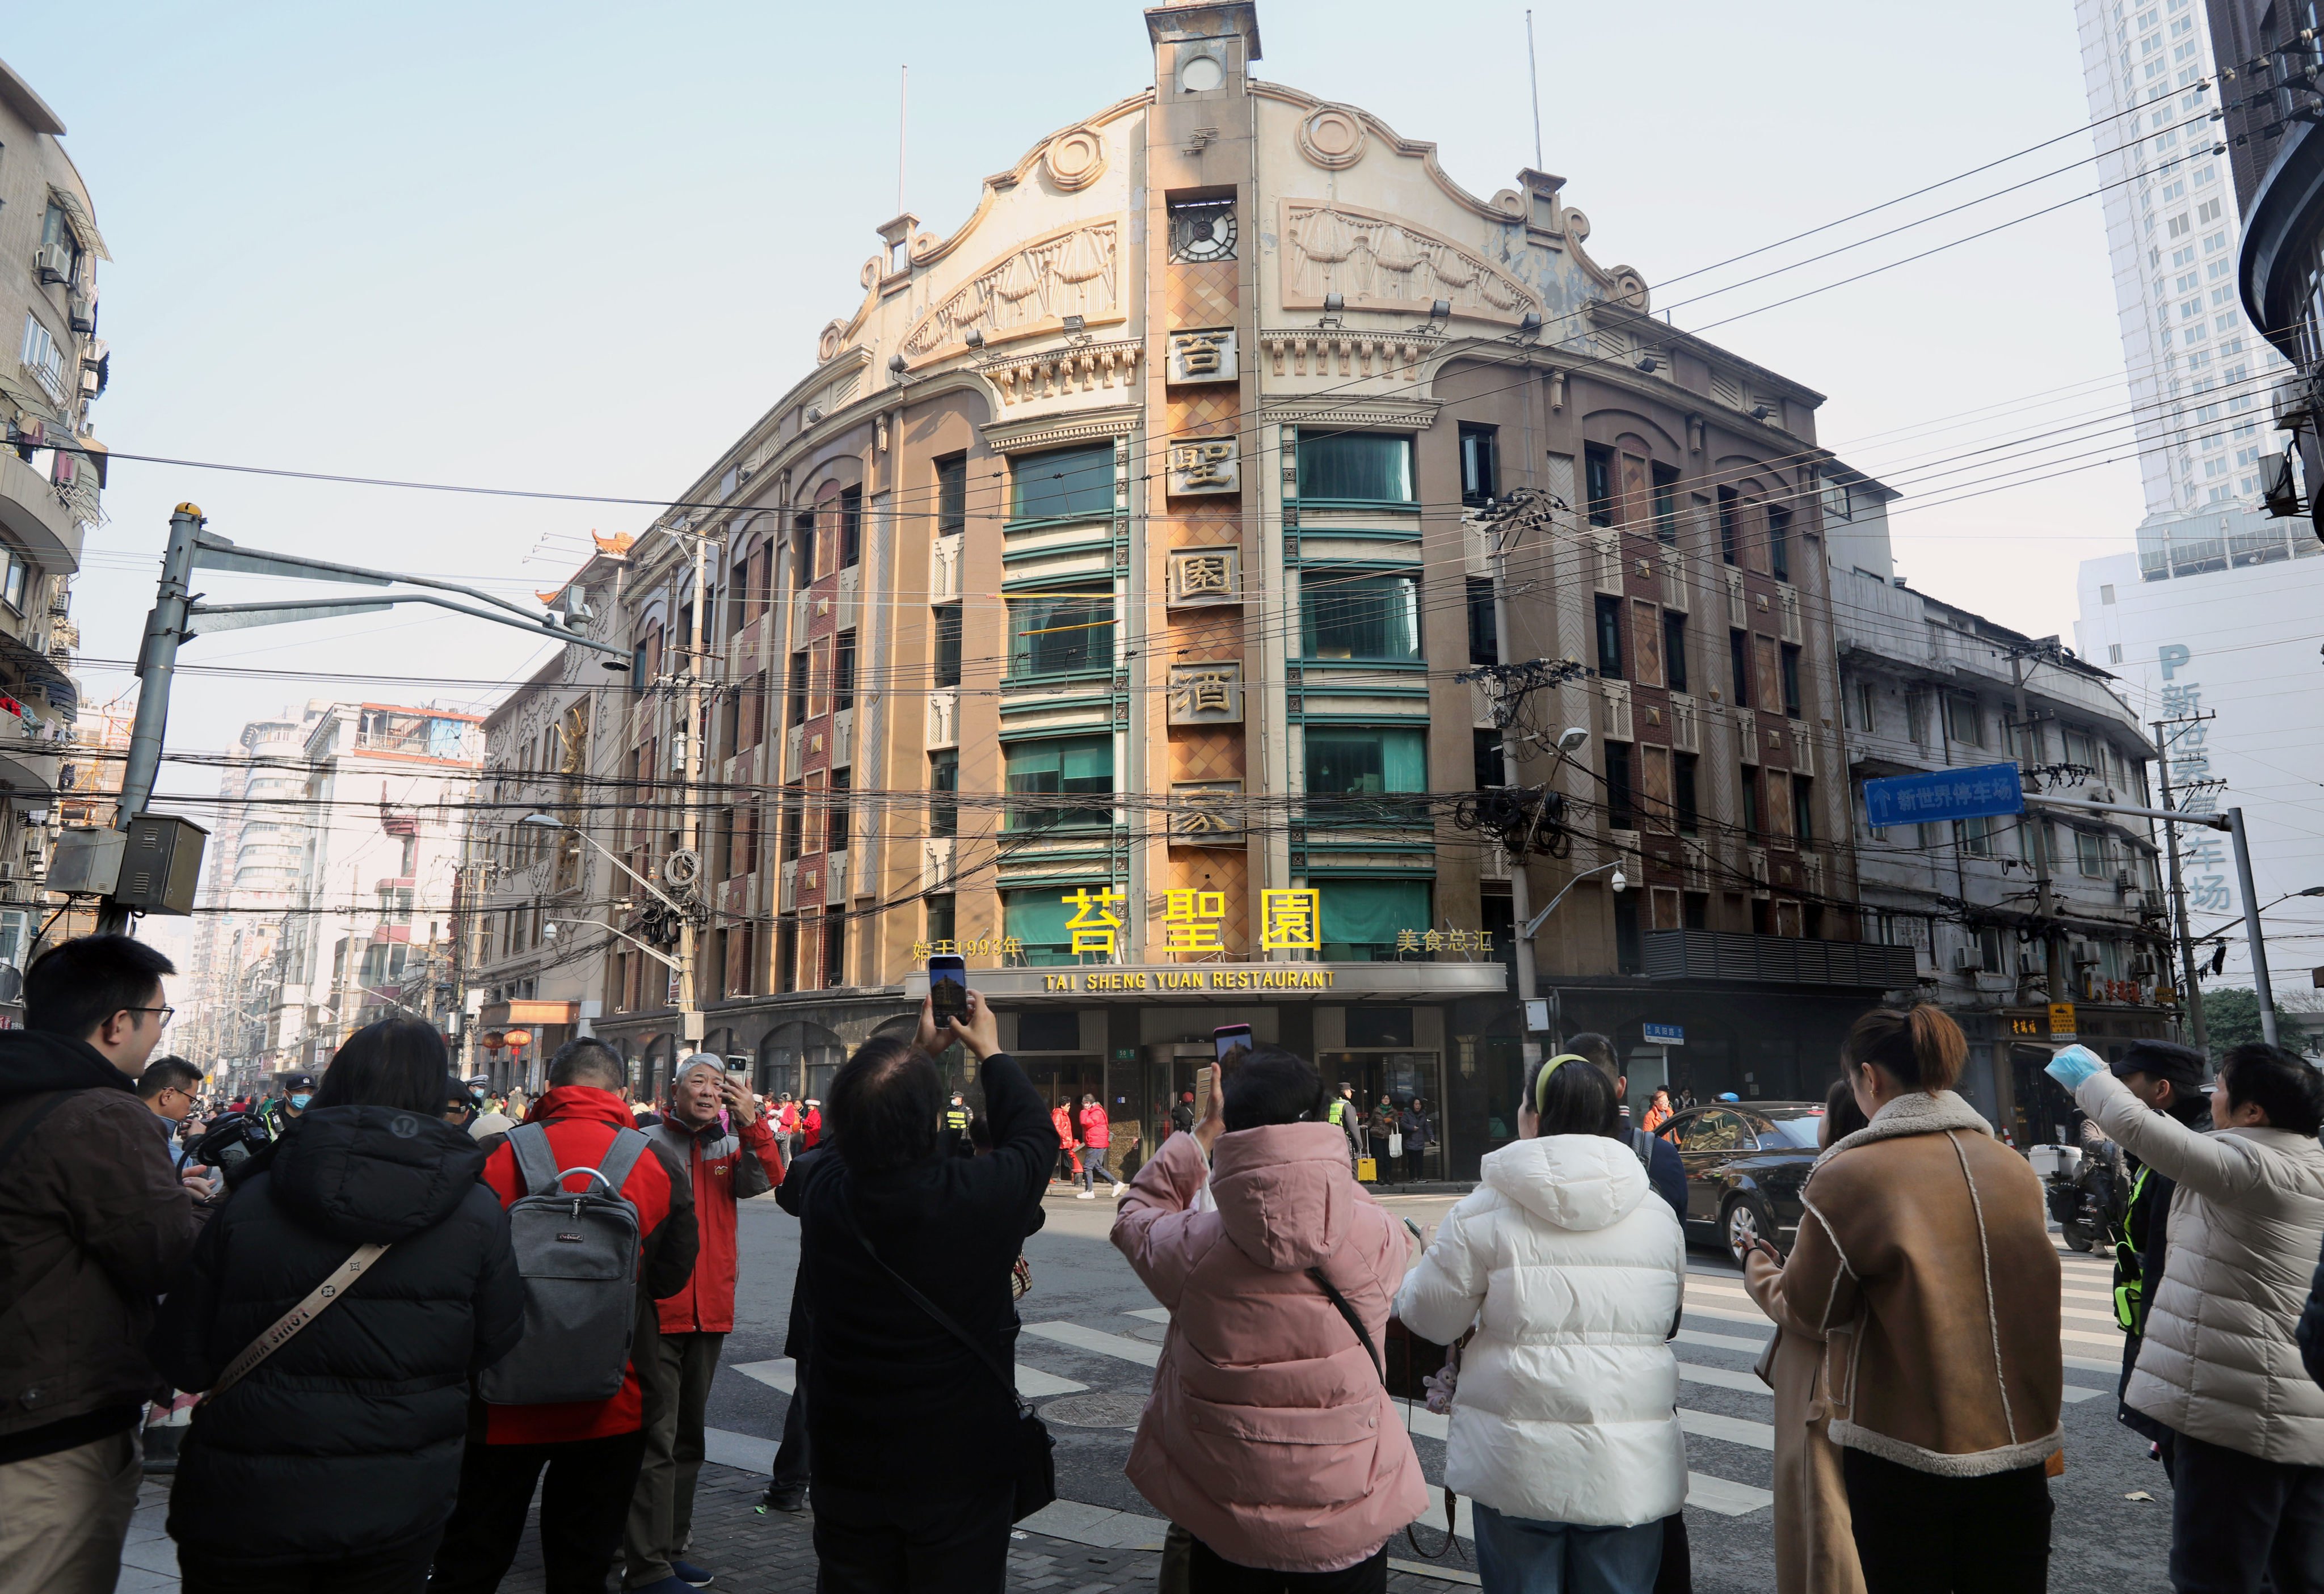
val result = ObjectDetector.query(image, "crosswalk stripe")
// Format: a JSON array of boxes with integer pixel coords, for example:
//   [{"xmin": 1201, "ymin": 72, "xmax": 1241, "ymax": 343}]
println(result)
[
  {"xmin": 1024, "ymin": 1321, "xmax": 1162, "ymax": 1368},
  {"xmin": 734, "ymin": 1356, "xmax": 1090, "ymax": 1398}
]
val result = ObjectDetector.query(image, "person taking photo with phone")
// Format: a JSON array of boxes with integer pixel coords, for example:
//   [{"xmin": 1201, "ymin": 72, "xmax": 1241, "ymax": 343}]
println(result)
[{"xmin": 623, "ymin": 1056, "xmax": 785, "ymax": 1593}]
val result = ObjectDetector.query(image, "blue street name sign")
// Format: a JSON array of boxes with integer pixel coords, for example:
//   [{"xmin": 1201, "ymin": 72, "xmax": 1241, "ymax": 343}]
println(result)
[
  {"xmin": 1862, "ymin": 761, "xmax": 2026, "ymax": 830},
  {"xmin": 1642, "ymin": 1022, "xmax": 1685, "ymax": 1047}
]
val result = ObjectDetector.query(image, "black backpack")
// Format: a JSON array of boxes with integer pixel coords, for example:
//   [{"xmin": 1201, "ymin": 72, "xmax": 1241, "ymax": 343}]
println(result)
[{"xmin": 478, "ymin": 1123, "xmax": 650, "ymax": 1406}]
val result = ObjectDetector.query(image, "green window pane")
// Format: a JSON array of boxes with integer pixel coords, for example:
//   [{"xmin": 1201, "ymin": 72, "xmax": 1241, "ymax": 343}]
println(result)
[
  {"xmin": 1296, "ymin": 433, "xmax": 1414, "ymax": 501},
  {"xmin": 1012, "ymin": 444, "xmax": 1115, "ymax": 521},
  {"xmin": 1009, "ymin": 587, "xmax": 1113, "ymax": 677},
  {"xmin": 1004, "ymin": 888, "xmax": 1083, "ymax": 966},
  {"xmin": 1303, "ymin": 727, "xmax": 1426, "ymax": 824},
  {"xmin": 1320, "ymin": 879, "xmax": 1432, "ymax": 962},
  {"xmin": 1302, "ymin": 575, "xmax": 1420, "ymax": 661},
  {"xmin": 1005, "ymin": 736, "xmax": 1114, "ymax": 829}
]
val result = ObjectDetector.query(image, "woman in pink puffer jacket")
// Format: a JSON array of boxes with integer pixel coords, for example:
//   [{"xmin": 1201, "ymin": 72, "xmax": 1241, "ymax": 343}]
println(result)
[{"xmin": 1112, "ymin": 1047, "xmax": 1428, "ymax": 1589}]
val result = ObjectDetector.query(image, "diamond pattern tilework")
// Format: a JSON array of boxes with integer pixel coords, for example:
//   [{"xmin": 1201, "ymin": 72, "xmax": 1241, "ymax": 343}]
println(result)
[
  {"xmin": 1171, "ymin": 727, "xmax": 1245, "ymax": 783},
  {"xmin": 1166, "ymin": 391, "xmax": 1239, "ymax": 435},
  {"xmin": 1167, "ymin": 846, "xmax": 1249, "ymax": 958},
  {"xmin": 1165, "ymin": 261, "xmax": 1238, "ymax": 327},
  {"xmin": 1160, "ymin": 504, "xmax": 1240, "ymax": 547}
]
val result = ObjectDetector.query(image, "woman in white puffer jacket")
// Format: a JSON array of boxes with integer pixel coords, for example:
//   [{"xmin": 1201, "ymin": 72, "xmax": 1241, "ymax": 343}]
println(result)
[{"xmin": 1396, "ymin": 1056, "xmax": 1686, "ymax": 1594}]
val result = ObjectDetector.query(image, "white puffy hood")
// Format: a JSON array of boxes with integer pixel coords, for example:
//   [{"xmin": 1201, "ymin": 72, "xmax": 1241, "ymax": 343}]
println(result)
[{"xmin": 1480, "ymin": 1132, "xmax": 1651, "ymax": 1233}]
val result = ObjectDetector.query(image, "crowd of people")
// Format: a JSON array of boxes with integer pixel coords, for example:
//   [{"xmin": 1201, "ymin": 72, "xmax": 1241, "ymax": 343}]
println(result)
[{"xmin": 9, "ymin": 929, "xmax": 2324, "ymax": 1594}]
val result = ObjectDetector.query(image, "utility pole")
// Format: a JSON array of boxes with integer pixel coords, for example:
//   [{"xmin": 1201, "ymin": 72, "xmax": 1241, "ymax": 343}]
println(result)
[
  {"xmin": 675, "ymin": 532, "xmax": 709, "ymax": 1048},
  {"xmin": 1488, "ymin": 529, "xmax": 1543, "ymax": 1072},
  {"xmin": 100, "ymin": 505, "xmax": 204, "ymax": 934},
  {"xmin": 2009, "ymin": 644, "xmax": 2068, "ymax": 1010},
  {"xmin": 2230, "ymin": 805, "xmax": 2280, "ymax": 1048},
  {"xmin": 2152, "ymin": 714, "xmax": 2208, "ymax": 1051}
]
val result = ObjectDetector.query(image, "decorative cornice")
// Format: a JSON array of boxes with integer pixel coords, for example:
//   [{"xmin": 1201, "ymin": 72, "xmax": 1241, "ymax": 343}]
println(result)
[
  {"xmin": 1258, "ymin": 328, "xmax": 1441, "ymax": 380},
  {"xmin": 1258, "ymin": 395, "xmax": 1442, "ymax": 431},
  {"xmin": 978, "ymin": 339, "xmax": 1143, "ymax": 406},
  {"xmin": 982, "ymin": 403, "xmax": 1142, "ymax": 456}
]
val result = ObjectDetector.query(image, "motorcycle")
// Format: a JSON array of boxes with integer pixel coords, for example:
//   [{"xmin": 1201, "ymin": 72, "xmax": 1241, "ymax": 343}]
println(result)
[{"xmin": 2032, "ymin": 1136, "xmax": 2124, "ymax": 1253}]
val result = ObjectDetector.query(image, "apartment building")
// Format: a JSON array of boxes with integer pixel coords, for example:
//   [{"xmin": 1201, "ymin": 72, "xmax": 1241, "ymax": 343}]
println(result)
[
  {"xmin": 0, "ymin": 58, "xmax": 107, "ymax": 997},
  {"xmin": 563, "ymin": 1, "xmax": 1916, "ymax": 1174}
]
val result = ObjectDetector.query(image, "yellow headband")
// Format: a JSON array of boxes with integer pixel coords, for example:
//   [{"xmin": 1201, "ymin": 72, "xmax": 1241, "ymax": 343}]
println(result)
[{"xmin": 1535, "ymin": 1054, "xmax": 1591, "ymax": 1115}]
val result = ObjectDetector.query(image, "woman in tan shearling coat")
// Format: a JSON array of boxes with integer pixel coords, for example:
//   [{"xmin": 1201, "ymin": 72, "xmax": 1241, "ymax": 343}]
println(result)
[{"xmin": 1741, "ymin": 1078, "xmax": 1867, "ymax": 1594}]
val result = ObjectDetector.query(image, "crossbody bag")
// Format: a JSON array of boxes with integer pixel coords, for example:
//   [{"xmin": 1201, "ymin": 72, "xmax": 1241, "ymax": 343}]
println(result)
[
  {"xmin": 198, "ymin": 1243, "xmax": 391, "ymax": 1406},
  {"xmin": 840, "ymin": 1205, "xmax": 1056, "ymax": 1522},
  {"xmin": 1308, "ymin": 1266, "xmax": 1461, "ymax": 1562}
]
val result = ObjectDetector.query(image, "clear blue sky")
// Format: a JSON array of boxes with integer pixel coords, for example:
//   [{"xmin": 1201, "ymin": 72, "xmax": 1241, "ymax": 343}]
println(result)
[{"xmin": 8, "ymin": 0, "xmax": 2133, "ymax": 777}]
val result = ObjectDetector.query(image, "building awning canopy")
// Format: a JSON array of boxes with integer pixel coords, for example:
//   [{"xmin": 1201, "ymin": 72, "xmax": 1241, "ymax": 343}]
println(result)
[{"xmin": 0, "ymin": 630, "xmax": 73, "ymax": 721}]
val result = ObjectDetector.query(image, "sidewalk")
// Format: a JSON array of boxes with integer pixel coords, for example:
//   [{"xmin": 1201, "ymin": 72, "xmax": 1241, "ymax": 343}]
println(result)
[{"xmin": 117, "ymin": 1456, "xmax": 1478, "ymax": 1592}]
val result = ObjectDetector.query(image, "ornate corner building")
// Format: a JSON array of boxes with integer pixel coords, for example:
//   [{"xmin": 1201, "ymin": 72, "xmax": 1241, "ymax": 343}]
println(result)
[{"xmin": 561, "ymin": 2, "xmax": 1915, "ymax": 1175}]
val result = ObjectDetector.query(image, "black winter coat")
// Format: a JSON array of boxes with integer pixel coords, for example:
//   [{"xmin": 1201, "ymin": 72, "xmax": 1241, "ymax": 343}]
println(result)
[
  {"xmin": 151, "ymin": 1104, "xmax": 523, "ymax": 1564},
  {"xmin": 2299, "ymin": 1228, "xmax": 2324, "ymax": 1390},
  {"xmin": 780, "ymin": 1053, "xmax": 1054, "ymax": 1492}
]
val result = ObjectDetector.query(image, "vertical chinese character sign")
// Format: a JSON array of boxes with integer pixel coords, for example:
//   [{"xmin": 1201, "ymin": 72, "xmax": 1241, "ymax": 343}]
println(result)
[
  {"xmin": 1062, "ymin": 887, "xmax": 1125, "ymax": 956},
  {"xmin": 1260, "ymin": 889, "xmax": 1321, "ymax": 951}
]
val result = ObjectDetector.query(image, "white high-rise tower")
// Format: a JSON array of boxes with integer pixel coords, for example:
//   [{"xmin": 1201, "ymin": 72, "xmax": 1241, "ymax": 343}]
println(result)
[{"xmin": 2075, "ymin": 0, "xmax": 2289, "ymax": 521}]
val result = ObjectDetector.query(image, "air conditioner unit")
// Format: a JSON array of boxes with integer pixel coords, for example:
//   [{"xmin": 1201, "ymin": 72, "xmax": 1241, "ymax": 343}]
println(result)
[
  {"xmin": 1951, "ymin": 945, "xmax": 1978, "ymax": 972},
  {"xmin": 66, "ymin": 289, "xmax": 94, "ymax": 335},
  {"xmin": 1, "ymin": 863, "xmax": 19, "ymax": 882},
  {"xmin": 2071, "ymin": 942, "xmax": 2100, "ymax": 966},
  {"xmin": 35, "ymin": 242, "xmax": 70, "ymax": 285}
]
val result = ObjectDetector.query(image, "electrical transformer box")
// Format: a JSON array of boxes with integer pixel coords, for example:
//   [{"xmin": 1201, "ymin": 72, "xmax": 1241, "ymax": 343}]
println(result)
[{"xmin": 113, "ymin": 815, "xmax": 207, "ymax": 915}]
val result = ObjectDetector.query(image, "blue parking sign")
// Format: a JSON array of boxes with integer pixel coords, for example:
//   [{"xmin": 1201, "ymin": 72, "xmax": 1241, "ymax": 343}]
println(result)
[{"xmin": 1862, "ymin": 762, "xmax": 2026, "ymax": 829}]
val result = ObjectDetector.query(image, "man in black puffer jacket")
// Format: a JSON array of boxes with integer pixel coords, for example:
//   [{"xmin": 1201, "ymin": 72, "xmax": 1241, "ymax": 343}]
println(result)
[{"xmin": 150, "ymin": 1018, "xmax": 523, "ymax": 1592}]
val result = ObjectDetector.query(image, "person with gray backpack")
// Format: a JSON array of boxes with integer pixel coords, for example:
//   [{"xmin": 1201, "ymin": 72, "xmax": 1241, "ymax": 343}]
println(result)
[{"xmin": 431, "ymin": 1039, "xmax": 698, "ymax": 1594}]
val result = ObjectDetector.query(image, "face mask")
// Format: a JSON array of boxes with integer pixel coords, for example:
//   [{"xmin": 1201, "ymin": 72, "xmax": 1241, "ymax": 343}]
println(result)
[{"xmin": 289, "ymin": 1094, "xmax": 311, "ymax": 1109}]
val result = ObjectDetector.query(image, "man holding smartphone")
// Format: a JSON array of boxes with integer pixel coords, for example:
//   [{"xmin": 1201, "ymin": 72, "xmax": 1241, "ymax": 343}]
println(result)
[{"xmin": 624, "ymin": 1055, "xmax": 785, "ymax": 1593}]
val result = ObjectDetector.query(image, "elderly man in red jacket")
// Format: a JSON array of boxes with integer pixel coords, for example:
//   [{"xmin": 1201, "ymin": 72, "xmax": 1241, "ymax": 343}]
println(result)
[
  {"xmin": 624, "ymin": 1055, "xmax": 783, "ymax": 1593},
  {"xmin": 432, "ymin": 1039, "xmax": 698, "ymax": 1594}
]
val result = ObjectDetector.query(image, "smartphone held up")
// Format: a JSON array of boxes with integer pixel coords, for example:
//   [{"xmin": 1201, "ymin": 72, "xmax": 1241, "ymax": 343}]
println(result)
[{"xmin": 929, "ymin": 954, "xmax": 969, "ymax": 1025}]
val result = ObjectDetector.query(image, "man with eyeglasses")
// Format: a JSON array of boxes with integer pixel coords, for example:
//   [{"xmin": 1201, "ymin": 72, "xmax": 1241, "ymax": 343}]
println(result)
[
  {"xmin": 136, "ymin": 1057, "xmax": 204, "ymax": 1167},
  {"xmin": 0, "ymin": 934, "xmax": 212, "ymax": 1594}
]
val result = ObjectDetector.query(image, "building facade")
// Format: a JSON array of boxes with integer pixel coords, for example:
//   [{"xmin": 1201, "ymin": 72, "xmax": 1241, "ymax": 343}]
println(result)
[
  {"xmin": 0, "ymin": 58, "xmax": 108, "ymax": 1002},
  {"xmin": 459, "ymin": 538, "xmax": 632, "ymax": 1093},
  {"xmin": 2075, "ymin": 506, "xmax": 2324, "ymax": 996},
  {"xmin": 266, "ymin": 703, "xmax": 481, "ymax": 1072},
  {"xmin": 1834, "ymin": 488, "xmax": 2171, "ymax": 1143},
  {"xmin": 553, "ymin": 2, "xmax": 1911, "ymax": 1176},
  {"xmin": 2077, "ymin": 0, "xmax": 2288, "ymax": 525}
]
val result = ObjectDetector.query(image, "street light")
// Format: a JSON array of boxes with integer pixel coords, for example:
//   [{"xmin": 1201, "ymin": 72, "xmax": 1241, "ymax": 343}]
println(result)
[
  {"xmin": 519, "ymin": 813, "xmax": 685, "ymax": 916},
  {"xmin": 1522, "ymin": 858, "xmax": 1626, "ymax": 939}
]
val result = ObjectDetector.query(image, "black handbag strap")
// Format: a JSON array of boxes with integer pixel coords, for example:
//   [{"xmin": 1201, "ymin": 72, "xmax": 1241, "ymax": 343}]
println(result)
[
  {"xmin": 839, "ymin": 1201, "xmax": 1030, "ymax": 1418},
  {"xmin": 1308, "ymin": 1265, "xmax": 1463, "ymax": 1562}
]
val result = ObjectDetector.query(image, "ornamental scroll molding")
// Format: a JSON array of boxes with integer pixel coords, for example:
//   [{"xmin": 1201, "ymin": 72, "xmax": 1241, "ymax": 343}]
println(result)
[
  {"xmin": 982, "ymin": 339, "xmax": 1142, "ymax": 406},
  {"xmin": 1277, "ymin": 200, "xmax": 1539, "ymax": 323},
  {"xmin": 901, "ymin": 221, "xmax": 1123, "ymax": 362}
]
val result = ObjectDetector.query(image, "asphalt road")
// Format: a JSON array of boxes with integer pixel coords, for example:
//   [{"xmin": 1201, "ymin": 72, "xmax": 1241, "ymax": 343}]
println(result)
[{"xmin": 708, "ymin": 1187, "xmax": 2175, "ymax": 1593}]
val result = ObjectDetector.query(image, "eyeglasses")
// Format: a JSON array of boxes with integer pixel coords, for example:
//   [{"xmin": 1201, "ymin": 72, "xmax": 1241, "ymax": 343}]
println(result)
[{"xmin": 124, "ymin": 1006, "xmax": 176, "ymax": 1029}]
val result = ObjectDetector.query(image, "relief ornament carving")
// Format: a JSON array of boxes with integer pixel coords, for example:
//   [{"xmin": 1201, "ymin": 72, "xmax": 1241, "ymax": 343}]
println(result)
[
  {"xmin": 1044, "ymin": 128, "xmax": 1107, "ymax": 192},
  {"xmin": 901, "ymin": 222, "xmax": 1121, "ymax": 360},
  {"xmin": 1294, "ymin": 106, "xmax": 1368, "ymax": 171},
  {"xmin": 1278, "ymin": 200, "xmax": 1539, "ymax": 323}
]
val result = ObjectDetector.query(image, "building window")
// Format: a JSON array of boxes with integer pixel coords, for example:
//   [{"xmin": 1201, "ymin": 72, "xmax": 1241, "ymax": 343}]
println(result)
[
  {"xmin": 823, "ymin": 908, "xmax": 847, "ymax": 988},
  {"xmin": 1957, "ymin": 815, "xmax": 1993, "ymax": 857},
  {"xmin": 1792, "ymin": 775, "xmax": 1813, "ymax": 845},
  {"xmin": 1946, "ymin": 695, "xmax": 1981, "ymax": 747},
  {"xmin": 1652, "ymin": 463, "xmax": 1681, "ymax": 545},
  {"xmin": 929, "ymin": 749, "xmax": 958, "ymax": 836},
  {"xmin": 937, "ymin": 453, "xmax": 968, "ymax": 535},
  {"xmin": 777, "ymin": 917, "xmax": 799, "ymax": 992},
  {"xmin": 18, "ymin": 316, "xmax": 62, "ymax": 403},
  {"xmin": 1717, "ymin": 487, "xmax": 1741, "ymax": 565},
  {"xmin": 1767, "ymin": 503, "xmax": 1791, "ymax": 581},
  {"xmin": 1585, "ymin": 445, "xmax": 1615, "ymax": 527},
  {"xmin": 1851, "ymin": 682, "xmax": 1876, "ymax": 733},
  {"xmin": 2077, "ymin": 829, "xmax": 2107, "ymax": 877},
  {"xmin": 1780, "ymin": 644, "xmax": 1803, "ymax": 718},
  {"xmin": 833, "ymin": 634, "xmax": 856, "ymax": 714},
  {"xmin": 1741, "ymin": 765, "xmax": 1761, "ymax": 836},
  {"xmin": 792, "ymin": 511, "xmax": 815, "ymax": 589},
  {"xmin": 1009, "ymin": 585, "xmax": 1113, "ymax": 677},
  {"xmin": 1012, "ymin": 442, "xmax": 1115, "ymax": 522},
  {"xmin": 1595, "ymin": 594, "xmax": 1624, "ymax": 678},
  {"xmin": 780, "ymin": 785, "xmax": 804, "ymax": 861},
  {"xmin": 1606, "ymin": 741, "xmax": 1636, "ymax": 830},
  {"xmin": 1298, "ymin": 433, "xmax": 1414, "ymax": 502},
  {"xmin": 1003, "ymin": 887, "xmax": 1090, "ymax": 966},
  {"xmin": 829, "ymin": 769, "xmax": 851, "ymax": 854},
  {"xmin": 1466, "ymin": 577, "xmax": 1499, "ymax": 666},
  {"xmin": 925, "ymin": 892, "xmax": 955, "ymax": 947},
  {"xmin": 1304, "ymin": 726, "xmax": 1427, "ymax": 823},
  {"xmin": 1674, "ymin": 752, "xmax": 1699, "ymax": 836},
  {"xmin": 839, "ymin": 485, "xmax": 863, "ymax": 568},
  {"xmin": 1729, "ymin": 630, "xmax": 1749, "ymax": 703},
  {"xmin": 1303, "ymin": 573, "xmax": 1421, "ymax": 662},
  {"xmin": 1473, "ymin": 729, "xmax": 1505, "ymax": 790},
  {"xmin": 787, "ymin": 652, "xmax": 809, "ymax": 727},
  {"xmin": 1005, "ymin": 736, "xmax": 1114, "ymax": 830},
  {"xmin": 933, "ymin": 605, "xmax": 962, "ymax": 688},
  {"xmin": 1459, "ymin": 424, "xmax": 1498, "ymax": 506},
  {"xmin": 1664, "ymin": 610, "xmax": 1689, "ymax": 694},
  {"xmin": 1320, "ymin": 879, "xmax": 1432, "ymax": 962}
]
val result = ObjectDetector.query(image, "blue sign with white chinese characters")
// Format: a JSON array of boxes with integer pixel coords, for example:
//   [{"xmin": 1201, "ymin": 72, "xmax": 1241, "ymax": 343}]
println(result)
[
  {"xmin": 1642, "ymin": 1023, "xmax": 1685, "ymax": 1048},
  {"xmin": 1862, "ymin": 762, "xmax": 2026, "ymax": 829}
]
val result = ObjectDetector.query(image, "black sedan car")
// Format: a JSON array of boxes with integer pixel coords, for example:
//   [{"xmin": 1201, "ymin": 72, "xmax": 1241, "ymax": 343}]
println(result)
[{"xmin": 1652, "ymin": 1101, "xmax": 1828, "ymax": 1260}]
